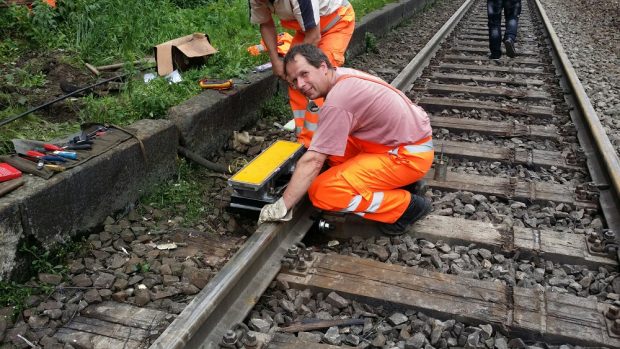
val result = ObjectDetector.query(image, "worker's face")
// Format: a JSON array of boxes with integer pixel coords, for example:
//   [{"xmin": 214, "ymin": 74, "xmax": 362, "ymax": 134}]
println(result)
[{"xmin": 285, "ymin": 54, "xmax": 330, "ymax": 100}]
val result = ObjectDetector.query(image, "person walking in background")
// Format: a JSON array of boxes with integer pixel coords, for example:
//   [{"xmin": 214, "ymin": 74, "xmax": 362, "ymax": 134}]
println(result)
[
  {"xmin": 487, "ymin": 0, "xmax": 521, "ymax": 59},
  {"xmin": 249, "ymin": 0, "xmax": 355, "ymax": 147}
]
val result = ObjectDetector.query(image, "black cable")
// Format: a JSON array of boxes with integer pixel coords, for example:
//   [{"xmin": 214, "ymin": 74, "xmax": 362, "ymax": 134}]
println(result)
[{"xmin": 0, "ymin": 72, "xmax": 130, "ymax": 128}]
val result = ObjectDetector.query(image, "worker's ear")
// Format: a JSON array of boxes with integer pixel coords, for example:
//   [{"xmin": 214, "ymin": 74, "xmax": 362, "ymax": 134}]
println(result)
[{"xmin": 320, "ymin": 61, "xmax": 328, "ymax": 74}]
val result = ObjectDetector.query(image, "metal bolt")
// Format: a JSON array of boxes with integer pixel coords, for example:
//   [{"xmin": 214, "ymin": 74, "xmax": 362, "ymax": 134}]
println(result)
[
  {"xmin": 243, "ymin": 332, "xmax": 258, "ymax": 346},
  {"xmin": 587, "ymin": 233, "xmax": 599, "ymax": 243},
  {"xmin": 287, "ymin": 245, "xmax": 299, "ymax": 257},
  {"xmin": 222, "ymin": 330, "xmax": 238, "ymax": 345},
  {"xmin": 296, "ymin": 260, "xmax": 308, "ymax": 271},
  {"xmin": 604, "ymin": 229, "xmax": 616, "ymax": 241}
]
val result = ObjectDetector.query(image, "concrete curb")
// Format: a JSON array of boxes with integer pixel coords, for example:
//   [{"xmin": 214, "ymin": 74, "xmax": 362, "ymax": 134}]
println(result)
[
  {"xmin": 0, "ymin": 119, "xmax": 178, "ymax": 280},
  {"xmin": 0, "ymin": 0, "xmax": 434, "ymax": 281}
]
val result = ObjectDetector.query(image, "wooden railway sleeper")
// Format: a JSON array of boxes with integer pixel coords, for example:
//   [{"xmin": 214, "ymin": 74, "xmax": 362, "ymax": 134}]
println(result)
[{"xmin": 509, "ymin": 122, "xmax": 530, "ymax": 137}]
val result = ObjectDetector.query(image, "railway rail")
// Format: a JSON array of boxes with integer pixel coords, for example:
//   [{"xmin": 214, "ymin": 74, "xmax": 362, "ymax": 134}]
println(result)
[{"xmin": 51, "ymin": 0, "xmax": 620, "ymax": 348}]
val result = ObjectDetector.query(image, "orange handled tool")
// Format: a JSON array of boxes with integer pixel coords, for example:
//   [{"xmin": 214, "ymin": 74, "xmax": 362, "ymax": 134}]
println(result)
[{"xmin": 199, "ymin": 79, "xmax": 234, "ymax": 90}]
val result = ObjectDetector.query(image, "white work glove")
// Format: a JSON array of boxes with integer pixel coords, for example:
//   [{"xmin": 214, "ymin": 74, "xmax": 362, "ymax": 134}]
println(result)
[{"xmin": 258, "ymin": 197, "xmax": 293, "ymax": 225}]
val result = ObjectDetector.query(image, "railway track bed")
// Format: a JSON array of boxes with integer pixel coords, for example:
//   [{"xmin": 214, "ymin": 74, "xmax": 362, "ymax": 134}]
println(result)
[{"xmin": 5, "ymin": 0, "xmax": 617, "ymax": 348}]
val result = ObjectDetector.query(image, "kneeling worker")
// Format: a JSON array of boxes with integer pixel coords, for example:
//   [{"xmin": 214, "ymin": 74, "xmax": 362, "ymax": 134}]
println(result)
[{"xmin": 258, "ymin": 44, "xmax": 434, "ymax": 235}]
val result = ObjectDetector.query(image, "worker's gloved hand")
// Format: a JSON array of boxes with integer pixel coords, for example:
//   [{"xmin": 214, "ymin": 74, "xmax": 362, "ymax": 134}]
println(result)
[{"xmin": 258, "ymin": 197, "xmax": 293, "ymax": 225}]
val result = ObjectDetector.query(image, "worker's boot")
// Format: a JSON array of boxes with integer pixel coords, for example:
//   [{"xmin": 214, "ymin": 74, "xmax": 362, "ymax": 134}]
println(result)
[
  {"xmin": 403, "ymin": 180, "xmax": 428, "ymax": 197},
  {"xmin": 379, "ymin": 194, "xmax": 432, "ymax": 236},
  {"xmin": 503, "ymin": 38, "xmax": 517, "ymax": 58}
]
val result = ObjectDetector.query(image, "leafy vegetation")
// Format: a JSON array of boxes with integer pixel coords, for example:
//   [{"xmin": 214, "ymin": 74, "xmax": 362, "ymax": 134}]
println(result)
[
  {"xmin": 141, "ymin": 158, "xmax": 211, "ymax": 225},
  {"xmin": 0, "ymin": 239, "xmax": 88, "ymax": 318},
  {"xmin": 0, "ymin": 0, "xmax": 397, "ymax": 148}
]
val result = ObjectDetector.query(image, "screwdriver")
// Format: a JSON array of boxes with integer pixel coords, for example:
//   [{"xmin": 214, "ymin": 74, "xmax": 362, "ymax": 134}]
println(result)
[
  {"xmin": 25, "ymin": 150, "xmax": 67, "ymax": 163},
  {"xmin": 41, "ymin": 144, "xmax": 78, "ymax": 160}
]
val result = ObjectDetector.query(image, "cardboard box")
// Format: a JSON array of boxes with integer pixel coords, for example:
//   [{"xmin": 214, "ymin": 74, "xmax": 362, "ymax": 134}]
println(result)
[{"xmin": 154, "ymin": 33, "xmax": 218, "ymax": 76}]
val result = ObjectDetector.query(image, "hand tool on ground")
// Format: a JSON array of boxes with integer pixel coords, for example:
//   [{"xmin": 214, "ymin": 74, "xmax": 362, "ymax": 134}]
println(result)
[
  {"xmin": 199, "ymin": 78, "xmax": 234, "ymax": 90},
  {"xmin": 228, "ymin": 140, "xmax": 305, "ymax": 211},
  {"xmin": 0, "ymin": 163, "xmax": 22, "ymax": 182},
  {"xmin": 42, "ymin": 144, "xmax": 79, "ymax": 159},
  {"xmin": 25, "ymin": 151, "xmax": 67, "ymax": 163},
  {"xmin": 0, "ymin": 177, "xmax": 24, "ymax": 197},
  {"xmin": 43, "ymin": 164, "xmax": 65, "ymax": 172}
]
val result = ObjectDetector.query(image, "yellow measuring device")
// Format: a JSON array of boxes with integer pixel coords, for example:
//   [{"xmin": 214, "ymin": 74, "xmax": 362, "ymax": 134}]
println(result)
[{"xmin": 228, "ymin": 140, "xmax": 305, "ymax": 211}]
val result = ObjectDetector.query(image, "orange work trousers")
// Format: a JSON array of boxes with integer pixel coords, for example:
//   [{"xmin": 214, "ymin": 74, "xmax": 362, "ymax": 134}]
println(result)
[
  {"xmin": 308, "ymin": 136, "xmax": 434, "ymax": 223},
  {"xmin": 282, "ymin": 4, "xmax": 355, "ymax": 147}
]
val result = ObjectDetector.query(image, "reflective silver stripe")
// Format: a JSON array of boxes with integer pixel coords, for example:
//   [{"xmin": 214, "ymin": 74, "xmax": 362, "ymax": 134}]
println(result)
[
  {"xmin": 295, "ymin": 126, "xmax": 302, "ymax": 135},
  {"xmin": 322, "ymin": 1, "xmax": 350, "ymax": 33},
  {"xmin": 403, "ymin": 140, "xmax": 434, "ymax": 154},
  {"xmin": 355, "ymin": 212, "xmax": 365, "ymax": 217},
  {"xmin": 321, "ymin": 14, "xmax": 341, "ymax": 33},
  {"xmin": 293, "ymin": 110, "xmax": 305, "ymax": 118},
  {"xmin": 341, "ymin": 195, "xmax": 363, "ymax": 212},
  {"xmin": 366, "ymin": 192, "xmax": 384, "ymax": 213},
  {"xmin": 304, "ymin": 120, "xmax": 318, "ymax": 131}
]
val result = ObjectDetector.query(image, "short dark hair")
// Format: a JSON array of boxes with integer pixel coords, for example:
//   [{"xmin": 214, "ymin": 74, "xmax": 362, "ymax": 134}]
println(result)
[{"xmin": 283, "ymin": 44, "xmax": 333, "ymax": 74}]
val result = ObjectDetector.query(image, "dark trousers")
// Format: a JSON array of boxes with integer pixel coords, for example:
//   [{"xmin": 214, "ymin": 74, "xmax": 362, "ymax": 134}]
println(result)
[{"xmin": 487, "ymin": 0, "xmax": 522, "ymax": 57}]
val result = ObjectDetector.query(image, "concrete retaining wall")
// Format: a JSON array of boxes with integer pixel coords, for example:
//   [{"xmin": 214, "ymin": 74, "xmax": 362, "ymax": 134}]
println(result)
[
  {"xmin": 0, "ymin": 120, "xmax": 178, "ymax": 280},
  {"xmin": 0, "ymin": 0, "xmax": 434, "ymax": 281}
]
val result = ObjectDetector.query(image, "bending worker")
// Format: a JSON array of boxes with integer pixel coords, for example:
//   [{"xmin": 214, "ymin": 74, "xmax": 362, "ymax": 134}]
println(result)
[
  {"xmin": 249, "ymin": 0, "xmax": 355, "ymax": 146},
  {"xmin": 258, "ymin": 44, "xmax": 434, "ymax": 236}
]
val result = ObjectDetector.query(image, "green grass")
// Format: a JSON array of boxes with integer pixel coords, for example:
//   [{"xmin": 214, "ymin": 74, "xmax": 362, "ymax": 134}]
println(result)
[
  {"xmin": 140, "ymin": 158, "xmax": 212, "ymax": 225},
  {"xmin": 0, "ymin": 0, "xmax": 399, "ymax": 151},
  {"xmin": 0, "ymin": 239, "xmax": 88, "ymax": 319}
]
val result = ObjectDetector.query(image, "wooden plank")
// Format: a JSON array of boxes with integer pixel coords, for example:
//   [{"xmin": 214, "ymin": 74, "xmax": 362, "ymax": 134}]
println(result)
[
  {"xmin": 55, "ymin": 328, "xmax": 143, "ymax": 349},
  {"xmin": 62, "ymin": 316, "xmax": 149, "ymax": 341},
  {"xmin": 254, "ymin": 332, "xmax": 347, "ymax": 348},
  {"xmin": 420, "ymin": 83, "xmax": 549, "ymax": 100},
  {"xmin": 81, "ymin": 301, "xmax": 168, "ymax": 329},
  {"xmin": 279, "ymin": 254, "xmax": 620, "ymax": 347},
  {"xmin": 512, "ymin": 288, "xmax": 619, "ymax": 345},
  {"xmin": 433, "ymin": 139, "xmax": 580, "ymax": 170},
  {"xmin": 454, "ymin": 40, "xmax": 538, "ymax": 50},
  {"xmin": 418, "ymin": 97, "xmax": 554, "ymax": 118},
  {"xmin": 430, "ymin": 116, "xmax": 559, "ymax": 139},
  {"xmin": 440, "ymin": 55, "xmax": 543, "ymax": 66},
  {"xmin": 322, "ymin": 215, "xmax": 616, "ymax": 267},
  {"xmin": 431, "ymin": 72, "xmax": 544, "ymax": 86},
  {"xmin": 279, "ymin": 254, "xmax": 509, "ymax": 324},
  {"xmin": 458, "ymin": 34, "xmax": 538, "ymax": 43},
  {"xmin": 278, "ymin": 318, "xmax": 365, "ymax": 333},
  {"xmin": 454, "ymin": 46, "xmax": 538, "ymax": 56},
  {"xmin": 170, "ymin": 228, "xmax": 242, "ymax": 261},
  {"xmin": 423, "ymin": 168, "xmax": 597, "ymax": 209},
  {"xmin": 436, "ymin": 63, "xmax": 546, "ymax": 75},
  {"xmin": 513, "ymin": 226, "xmax": 616, "ymax": 266}
]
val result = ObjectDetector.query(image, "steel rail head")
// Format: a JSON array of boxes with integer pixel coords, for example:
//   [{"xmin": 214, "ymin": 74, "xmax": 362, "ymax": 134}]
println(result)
[
  {"xmin": 532, "ymin": 0, "xmax": 620, "ymax": 231},
  {"xmin": 149, "ymin": 201, "xmax": 315, "ymax": 349},
  {"xmin": 391, "ymin": 0, "xmax": 476, "ymax": 91}
]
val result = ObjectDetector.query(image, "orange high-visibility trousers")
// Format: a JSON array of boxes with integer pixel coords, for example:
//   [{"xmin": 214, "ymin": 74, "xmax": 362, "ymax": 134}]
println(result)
[
  {"xmin": 308, "ymin": 136, "xmax": 434, "ymax": 223},
  {"xmin": 282, "ymin": 4, "xmax": 355, "ymax": 147}
]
